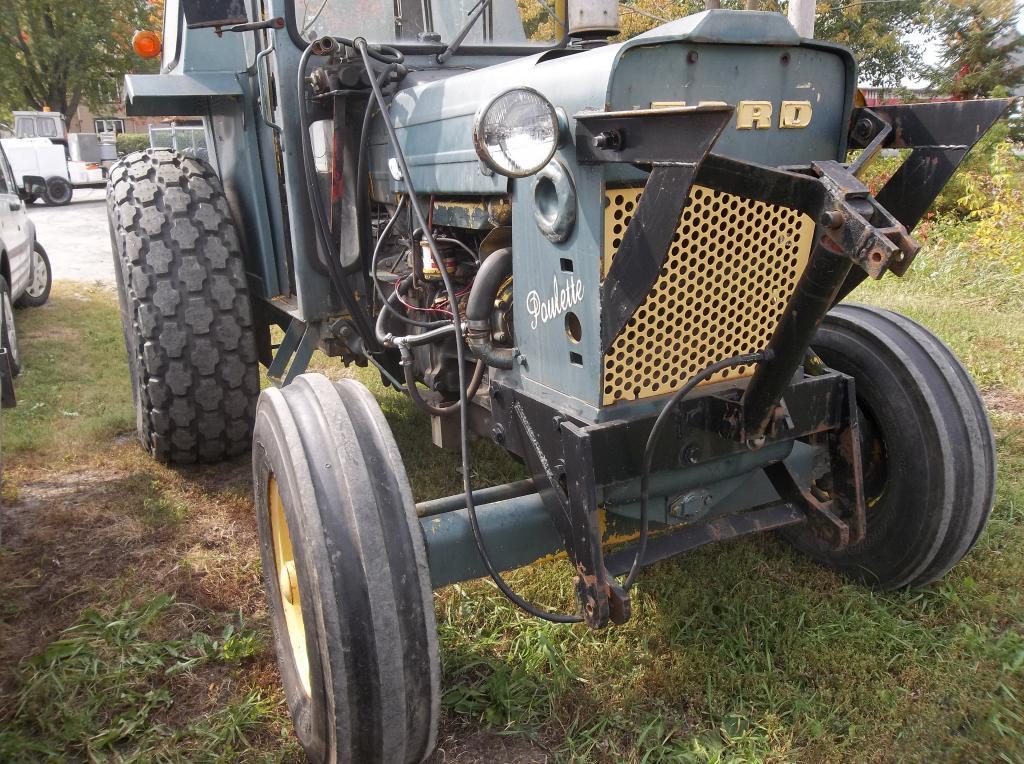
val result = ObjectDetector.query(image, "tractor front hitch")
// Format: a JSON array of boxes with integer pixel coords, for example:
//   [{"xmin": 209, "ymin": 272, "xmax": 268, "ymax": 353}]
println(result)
[{"xmin": 487, "ymin": 367, "xmax": 858, "ymax": 628}]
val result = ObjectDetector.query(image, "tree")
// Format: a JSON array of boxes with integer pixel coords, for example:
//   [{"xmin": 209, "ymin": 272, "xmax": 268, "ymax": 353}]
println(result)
[
  {"xmin": 0, "ymin": 0, "xmax": 157, "ymax": 119},
  {"xmin": 926, "ymin": 0, "xmax": 1024, "ymax": 98},
  {"xmin": 814, "ymin": 0, "xmax": 929, "ymax": 87}
]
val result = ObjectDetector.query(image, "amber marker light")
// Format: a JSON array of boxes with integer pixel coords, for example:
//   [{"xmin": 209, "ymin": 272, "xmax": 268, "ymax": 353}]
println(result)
[{"xmin": 132, "ymin": 29, "xmax": 162, "ymax": 59}]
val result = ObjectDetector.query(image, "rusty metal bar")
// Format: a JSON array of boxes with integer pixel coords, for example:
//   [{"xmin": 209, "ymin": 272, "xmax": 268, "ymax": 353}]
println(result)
[{"xmin": 604, "ymin": 502, "xmax": 805, "ymax": 575}]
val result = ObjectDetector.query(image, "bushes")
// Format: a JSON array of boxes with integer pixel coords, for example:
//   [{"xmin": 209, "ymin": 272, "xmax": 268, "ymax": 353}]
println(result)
[
  {"xmin": 859, "ymin": 119, "xmax": 1022, "ymax": 219},
  {"xmin": 115, "ymin": 132, "xmax": 150, "ymax": 156},
  {"xmin": 854, "ymin": 118, "xmax": 1024, "ymax": 308}
]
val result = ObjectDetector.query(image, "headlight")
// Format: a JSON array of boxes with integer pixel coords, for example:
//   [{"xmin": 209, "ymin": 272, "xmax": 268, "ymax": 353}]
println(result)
[{"xmin": 473, "ymin": 88, "xmax": 558, "ymax": 178}]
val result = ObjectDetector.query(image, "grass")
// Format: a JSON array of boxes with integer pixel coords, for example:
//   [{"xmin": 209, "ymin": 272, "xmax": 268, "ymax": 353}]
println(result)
[
  {"xmin": 2, "ymin": 229, "xmax": 1024, "ymax": 761},
  {"xmin": 0, "ymin": 594, "xmax": 275, "ymax": 761},
  {"xmin": 2, "ymin": 285, "xmax": 133, "ymax": 461}
]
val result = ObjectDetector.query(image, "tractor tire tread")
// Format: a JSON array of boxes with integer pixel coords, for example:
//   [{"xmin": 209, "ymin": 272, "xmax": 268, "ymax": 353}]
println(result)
[
  {"xmin": 108, "ymin": 149, "xmax": 259, "ymax": 464},
  {"xmin": 254, "ymin": 374, "xmax": 439, "ymax": 763},
  {"xmin": 839, "ymin": 304, "xmax": 995, "ymax": 586}
]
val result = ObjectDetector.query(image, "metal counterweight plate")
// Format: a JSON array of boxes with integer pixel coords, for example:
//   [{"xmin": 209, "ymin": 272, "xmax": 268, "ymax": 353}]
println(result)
[{"xmin": 602, "ymin": 184, "xmax": 815, "ymax": 404}]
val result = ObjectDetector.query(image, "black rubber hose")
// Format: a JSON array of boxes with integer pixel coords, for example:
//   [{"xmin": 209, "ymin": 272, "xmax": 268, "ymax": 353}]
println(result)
[
  {"xmin": 465, "ymin": 247, "xmax": 511, "ymax": 323},
  {"xmin": 621, "ymin": 350, "xmax": 770, "ymax": 592},
  {"xmin": 434, "ymin": 236, "xmax": 480, "ymax": 263},
  {"xmin": 356, "ymin": 37, "xmax": 583, "ymax": 623},
  {"xmin": 403, "ymin": 358, "xmax": 485, "ymax": 417},
  {"xmin": 465, "ymin": 247, "xmax": 515, "ymax": 370}
]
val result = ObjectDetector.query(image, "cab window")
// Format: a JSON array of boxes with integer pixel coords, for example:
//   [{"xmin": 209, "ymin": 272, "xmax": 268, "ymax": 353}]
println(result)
[
  {"xmin": 299, "ymin": 0, "xmax": 560, "ymax": 47},
  {"xmin": 36, "ymin": 118, "xmax": 58, "ymax": 137},
  {"xmin": 14, "ymin": 116, "xmax": 35, "ymax": 138}
]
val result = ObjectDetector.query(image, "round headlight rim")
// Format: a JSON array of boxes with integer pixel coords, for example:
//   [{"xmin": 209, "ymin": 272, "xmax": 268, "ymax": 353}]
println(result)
[{"xmin": 472, "ymin": 87, "xmax": 559, "ymax": 179}]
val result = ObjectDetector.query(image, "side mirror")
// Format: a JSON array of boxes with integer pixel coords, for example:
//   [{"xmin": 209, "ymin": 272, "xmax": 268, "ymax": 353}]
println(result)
[
  {"xmin": 181, "ymin": 0, "xmax": 247, "ymax": 29},
  {"xmin": 20, "ymin": 176, "xmax": 44, "ymax": 201}
]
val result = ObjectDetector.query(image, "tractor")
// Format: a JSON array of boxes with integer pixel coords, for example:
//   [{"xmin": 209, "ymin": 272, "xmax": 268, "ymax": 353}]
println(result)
[{"xmin": 108, "ymin": 1, "xmax": 1010, "ymax": 761}]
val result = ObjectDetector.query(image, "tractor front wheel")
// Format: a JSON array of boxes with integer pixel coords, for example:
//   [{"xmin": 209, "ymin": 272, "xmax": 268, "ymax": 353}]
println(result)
[
  {"xmin": 253, "ymin": 373, "xmax": 440, "ymax": 764},
  {"xmin": 785, "ymin": 303, "xmax": 996, "ymax": 589}
]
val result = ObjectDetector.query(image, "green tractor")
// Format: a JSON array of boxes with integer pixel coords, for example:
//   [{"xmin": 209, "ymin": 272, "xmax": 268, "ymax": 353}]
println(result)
[{"xmin": 109, "ymin": 1, "xmax": 1010, "ymax": 760}]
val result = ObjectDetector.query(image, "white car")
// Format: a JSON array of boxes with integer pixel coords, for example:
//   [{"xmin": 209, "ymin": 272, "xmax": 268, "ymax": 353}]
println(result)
[{"xmin": 0, "ymin": 142, "xmax": 53, "ymax": 382}]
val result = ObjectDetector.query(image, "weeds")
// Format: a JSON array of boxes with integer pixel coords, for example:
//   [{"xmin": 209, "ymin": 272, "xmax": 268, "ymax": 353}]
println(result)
[{"xmin": 0, "ymin": 594, "xmax": 286, "ymax": 761}]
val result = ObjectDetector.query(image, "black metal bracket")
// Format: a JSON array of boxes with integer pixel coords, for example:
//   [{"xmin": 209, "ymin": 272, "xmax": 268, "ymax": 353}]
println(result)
[
  {"xmin": 847, "ymin": 107, "xmax": 891, "ymax": 177},
  {"xmin": 835, "ymin": 97, "xmax": 1015, "ymax": 301},
  {"xmin": 575, "ymin": 103, "xmax": 932, "ymax": 354},
  {"xmin": 763, "ymin": 372, "xmax": 865, "ymax": 548},
  {"xmin": 690, "ymin": 155, "xmax": 921, "ymax": 281},
  {"xmin": 510, "ymin": 399, "xmax": 631, "ymax": 629},
  {"xmin": 603, "ymin": 502, "xmax": 806, "ymax": 575},
  {"xmin": 575, "ymin": 106, "xmax": 734, "ymax": 352},
  {"xmin": 490, "ymin": 367, "xmax": 864, "ymax": 621},
  {"xmin": 687, "ymin": 155, "xmax": 920, "ymax": 438},
  {"xmin": 811, "ymin": 160, "xmax": 921, "ymax": 278}
]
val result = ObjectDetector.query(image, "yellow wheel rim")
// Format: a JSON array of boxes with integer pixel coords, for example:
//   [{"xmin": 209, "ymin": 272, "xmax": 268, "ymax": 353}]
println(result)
[{"xmin": 269, "ymin": 475, "xmax": 311, "ymax": 695}]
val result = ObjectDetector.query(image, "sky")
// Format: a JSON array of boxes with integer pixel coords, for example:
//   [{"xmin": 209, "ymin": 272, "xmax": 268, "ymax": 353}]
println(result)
[{"xmin": 892, "ymin": 0, "xmax": 1024, "ymax": 88}]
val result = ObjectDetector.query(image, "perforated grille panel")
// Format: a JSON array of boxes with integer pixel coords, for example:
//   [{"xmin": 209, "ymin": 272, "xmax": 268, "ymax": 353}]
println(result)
[{"xmin": 602, "ymin": 185, "xmax": 815, "ymax": 405}]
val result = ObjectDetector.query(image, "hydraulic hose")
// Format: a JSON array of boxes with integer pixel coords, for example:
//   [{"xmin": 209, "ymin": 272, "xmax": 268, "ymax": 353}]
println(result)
[
  {"xmin": 356, "ymin": 37, "xmax": 583, "ymax": 623},
  {"xmin": 621, "ymin": 350, "xmax": 771, "ymax": 592},
  {"xmin": 375, "ymin": 274, "xmax": 414, "ymax": 344}
]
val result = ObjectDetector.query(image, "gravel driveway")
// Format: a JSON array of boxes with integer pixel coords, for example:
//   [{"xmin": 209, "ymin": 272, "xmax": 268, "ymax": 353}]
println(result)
[{"xmin": 27, "ymin": 189, "xmax": 115, "ymax": 286}]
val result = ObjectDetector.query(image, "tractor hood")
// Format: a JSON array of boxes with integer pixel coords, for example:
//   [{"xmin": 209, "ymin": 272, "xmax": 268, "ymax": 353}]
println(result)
[{"xmin": 368, "ymin": 9, "xmax": 856, "ymax": 197}]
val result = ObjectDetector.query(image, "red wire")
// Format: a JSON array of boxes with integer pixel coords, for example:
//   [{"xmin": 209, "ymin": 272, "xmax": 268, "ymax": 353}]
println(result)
[{"xmin": 393, "ymin": 280, "xmax": 454, "ymax": 317}]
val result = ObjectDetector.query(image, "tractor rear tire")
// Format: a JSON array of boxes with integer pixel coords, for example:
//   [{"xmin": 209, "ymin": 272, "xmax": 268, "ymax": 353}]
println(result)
[
  {"xmin": 107, "ymin": 149, "xmax": 260, "ymax": 464},
  {"xmin": 42, "ymin": 176, "xmax": 72, "ymax": 206},
  {"xmin": 784, "ymin": 303, "xmax": 996, "ymax": 589},
  {"xmin": 253, "ymin": 373, "xmax": 440, "ymax": 764}
]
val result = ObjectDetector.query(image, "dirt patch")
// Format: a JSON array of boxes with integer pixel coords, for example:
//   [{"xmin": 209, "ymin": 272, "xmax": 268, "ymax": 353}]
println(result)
[
  {"xmin": 983, "ymin": 388, "xmax": 1024, "ymax": 418},
  {"xmin": 430, "ymin": 725, "xmax": 551, "ymax": 763},
  {"xmin": 0, "ymin": 457, "xmax": 265, "ymax": 698}
]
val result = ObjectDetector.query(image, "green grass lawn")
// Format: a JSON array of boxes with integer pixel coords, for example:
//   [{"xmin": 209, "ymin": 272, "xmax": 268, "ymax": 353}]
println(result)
[{"xmin": 1, "ymin": 251, "xmax": 1022, "ymax": 762}]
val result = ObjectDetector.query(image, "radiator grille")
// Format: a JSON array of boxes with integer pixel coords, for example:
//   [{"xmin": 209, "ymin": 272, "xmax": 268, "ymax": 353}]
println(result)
[{"xmin": 602, "ymin": 185, "xmax": 815, "ymax": 405}]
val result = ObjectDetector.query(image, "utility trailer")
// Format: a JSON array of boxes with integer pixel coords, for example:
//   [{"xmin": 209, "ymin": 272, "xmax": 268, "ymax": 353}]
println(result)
[{"xmin": 109, "ymin": 1, "xmax": 1010, "ymax": 761}]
